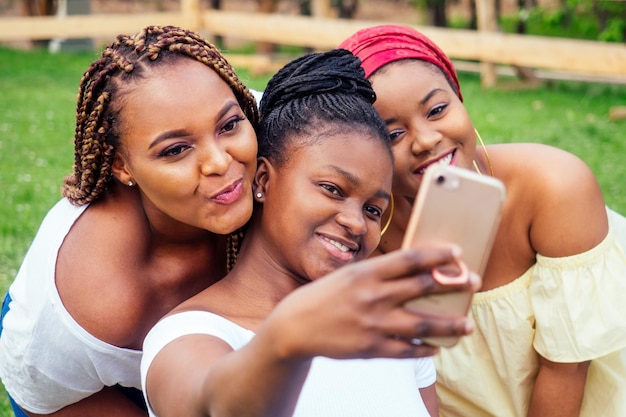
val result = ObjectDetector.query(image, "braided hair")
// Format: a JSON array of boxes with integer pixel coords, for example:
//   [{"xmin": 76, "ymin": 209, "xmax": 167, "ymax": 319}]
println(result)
[
  {"xmin": 62, "ymin": 25, "xmax": 258, "ymax": 271},
  {"xmin": 62, "ymin": 24, "xmax": 258, "ymax": 205},
  {"xmin": 257, "ymin": 48, "xmax": 391, "ymax": 166}
]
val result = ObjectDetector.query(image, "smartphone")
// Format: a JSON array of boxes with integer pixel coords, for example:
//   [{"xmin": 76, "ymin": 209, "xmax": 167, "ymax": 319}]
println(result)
[{"xmin": 401, "ymin": 164, "xmax": 505, "ymax": 347}]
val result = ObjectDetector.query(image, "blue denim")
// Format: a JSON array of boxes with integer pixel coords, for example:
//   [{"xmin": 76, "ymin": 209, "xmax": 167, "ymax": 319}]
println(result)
[{"xmin": 1, "ymin": 293, "xmax": 30, "ymax": 417}]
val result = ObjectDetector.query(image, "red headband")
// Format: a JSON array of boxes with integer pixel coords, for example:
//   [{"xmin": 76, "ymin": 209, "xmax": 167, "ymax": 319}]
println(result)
[{"xmin": 338, "ymin": 25, "xmax": 462, "ymax": 101}]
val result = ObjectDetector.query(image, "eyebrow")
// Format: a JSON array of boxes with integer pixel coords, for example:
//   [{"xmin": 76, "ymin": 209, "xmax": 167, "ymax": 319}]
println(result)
[
  {"xmin": 383, "ymin": 88, "xmax": 446, "ymax": 126},
  {"xmin": 148, "ymin": 100, "xmax": 240, "ymax": 150},
  {"xmin": 328, "ymin": 165, "xmax": 391, "ymax": 201}
]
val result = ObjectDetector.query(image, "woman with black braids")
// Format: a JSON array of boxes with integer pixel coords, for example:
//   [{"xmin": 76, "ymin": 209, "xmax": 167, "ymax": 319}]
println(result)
[
  {"xmin": 141, "ymin": 49, "xmax": 479, "ymax": 417},
  {"xmin": 1, "ymin": 26, "xmax": 477, "ymax": 417}
]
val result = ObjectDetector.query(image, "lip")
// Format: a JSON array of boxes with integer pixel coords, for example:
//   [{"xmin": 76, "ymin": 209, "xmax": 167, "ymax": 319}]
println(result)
[
  {"xmin": 210, "ymin": 178, "xmax": 244, "ymax": 205},
  {"xmin": 413, "ymin": 148, "xmax": 456, "ymax": 175},
  {"xmin": 317, "ymin": 233, "xmax": 360, "ymax": 263}
]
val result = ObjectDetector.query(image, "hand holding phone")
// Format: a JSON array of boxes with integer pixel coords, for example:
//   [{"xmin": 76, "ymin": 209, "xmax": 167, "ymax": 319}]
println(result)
[{"xmin": 401, "ymin": 164, "xmax": 505, "ymax": 347}]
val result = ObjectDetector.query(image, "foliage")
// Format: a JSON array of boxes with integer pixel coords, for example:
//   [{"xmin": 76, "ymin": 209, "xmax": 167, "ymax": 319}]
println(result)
[
  {"xmin": 409, "ymin": 0, "xmax": 625, "ymax": 41},
  {"xmin": 501, "ymin": 0, "xmax": 625, "ymax": 42}
]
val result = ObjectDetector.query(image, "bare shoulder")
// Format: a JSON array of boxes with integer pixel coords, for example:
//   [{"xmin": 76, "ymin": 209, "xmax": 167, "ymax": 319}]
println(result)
[
  {"xmin": 488, "ymin": 143, "xmax": 601, "ymax": 199},
  {"xmin": 488, "ymin": 143, "xmax": 608, "ymax": 256},
  {"xmin": 55, "ymin": 194, "xmax": 151, "ymax": 348}
]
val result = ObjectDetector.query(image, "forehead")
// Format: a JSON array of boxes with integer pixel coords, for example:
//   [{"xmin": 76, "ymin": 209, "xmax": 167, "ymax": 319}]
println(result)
[
  {"xmin": 122, "ymin": 59, "xmax": 233, "ymax": 110},
  {"xmin": 285, "ymin": 132, "xmax": 393, "ymax": 182},
  {"xmin": 116, "ymin": 59, "xmax": 238, "ymax": 144},
  {"xmin": 374, "ymin": 60, "xmax": 445, "ymax": 84},
  {"xmin": 370, "ymin": 60, "xmax": 453, "ymax": 102}
]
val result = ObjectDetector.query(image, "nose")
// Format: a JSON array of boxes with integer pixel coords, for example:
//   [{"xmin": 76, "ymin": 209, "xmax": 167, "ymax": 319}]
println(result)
[
  {"xmin": 335, "ymin": 202, "xmax": 367, "ymax": 236},
  {"xmin": 199, "ymin": 142, "xmax": 231, "ymax": 176},
  {"xmin": 410, "ymin": 126, "xmax": 442, "ymax": 156}
]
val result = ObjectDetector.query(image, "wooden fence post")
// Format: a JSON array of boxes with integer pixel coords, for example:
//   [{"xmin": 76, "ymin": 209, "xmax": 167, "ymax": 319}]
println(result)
[
  {"xmin": 181, "ymin": 0, "xmax": 201, "ymax": 32},
  {"xmin": 311, "ymin": 0, "xmax": 333, "ymax": 18},
  {"xmin": 49, "ymin": 0, "xmax": 93, "ymax": 52},
  {"xmin": 475, "ymin": 0, "xmax": 498, "ymax": 88}
]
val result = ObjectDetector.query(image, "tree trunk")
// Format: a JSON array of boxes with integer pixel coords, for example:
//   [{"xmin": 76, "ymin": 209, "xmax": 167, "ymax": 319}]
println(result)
[
  {"xmin": 256, "ymin": 0, "xmax": 277, "ymax": 54},
  {"xmin": 427, "ymin": 0, "xmax": 447, "ymax": 27},
  {"xmin": 337, "ymin": 0, "xmax": 358, "ymax": 18},
  {"xmin": 209, "ymin": 0, "xmax": 224, "ymax": 47}
]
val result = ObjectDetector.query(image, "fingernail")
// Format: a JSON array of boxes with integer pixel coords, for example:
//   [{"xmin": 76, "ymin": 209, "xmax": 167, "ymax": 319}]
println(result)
[
  {"xmin": 451, "ymin": 245, "xmax": 462, "ymax": 258},
  {"xmin": 464, "ymin": 320, "xmax": 475, "ymax": 334}
]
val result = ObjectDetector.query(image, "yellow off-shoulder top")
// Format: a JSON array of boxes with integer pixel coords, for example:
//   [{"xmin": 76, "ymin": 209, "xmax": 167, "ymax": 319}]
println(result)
[{"xmin": 436, "ymin": 208, "xmax": 626, "ymax": 417}]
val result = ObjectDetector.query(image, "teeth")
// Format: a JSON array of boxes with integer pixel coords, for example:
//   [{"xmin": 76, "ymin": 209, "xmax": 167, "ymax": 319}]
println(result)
[
  {"xmin": 325, "ymin": 237, "xmax": 350, "ymax": 252},
  {"xmin": 418, "ymin": 152, "xmax": 453, "ymax": 174},
  {"xmin": 435, "ymin": 153, "xmax": 453, "ymax": 166}
]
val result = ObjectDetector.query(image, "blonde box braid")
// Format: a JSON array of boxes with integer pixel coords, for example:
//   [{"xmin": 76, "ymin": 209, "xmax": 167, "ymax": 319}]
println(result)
[{"xmin": 62, "ymin": 25, "xmax": 258, "ymax": 269}]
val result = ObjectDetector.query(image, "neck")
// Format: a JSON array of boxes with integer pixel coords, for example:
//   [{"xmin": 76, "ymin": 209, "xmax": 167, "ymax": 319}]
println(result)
[{"xmin": 224, "ymin": 225, "xmax": 302, "ymax": 312}]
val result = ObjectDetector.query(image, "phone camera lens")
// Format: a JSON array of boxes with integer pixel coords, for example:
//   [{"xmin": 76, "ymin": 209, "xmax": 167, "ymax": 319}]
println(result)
[{"xmin": 436, "ymin": 175, "xmax": 445, "ymax": 184}]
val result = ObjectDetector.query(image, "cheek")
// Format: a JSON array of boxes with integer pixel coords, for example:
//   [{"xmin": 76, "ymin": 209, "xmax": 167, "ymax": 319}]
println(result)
[
  {"xmin": 390, "ymin": 144, "xmax": 413, "ymax": 180},
  {"xmin": 229, "ymin": 130, "xmax": 259, "ymax": 178},
  {"xmin": 363, "ymin": 225, "xmax": 383, "ymax": 256}
]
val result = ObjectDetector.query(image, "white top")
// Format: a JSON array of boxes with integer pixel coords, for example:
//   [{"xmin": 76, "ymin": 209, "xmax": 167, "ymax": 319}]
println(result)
[
  {"xmin": 0, "ymin": 198, "xmax": 143, "ymax": 414},
  {"xmin": 142, "ymin": 311, "xmax": 436, "ymax": 417},
  {"xmin": 250, "ymin": 88, "xmax": 264, "ymax": 104}
]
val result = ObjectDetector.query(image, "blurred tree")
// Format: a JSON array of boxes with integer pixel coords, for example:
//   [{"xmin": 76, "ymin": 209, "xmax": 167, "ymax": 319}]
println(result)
[
  {"xmin": 336, "ymin": 0, "xmax": 358, "ymax": 18},
  {"xmin": 21, "ymin": 0, "xmax": 57, "ymax": 47},
  {"xmin": 208, "ymin": 0, "xmax": 224, "ymax": 47},
  {"xmin": 300, "ymin": 0, "xmax": 359, "ymax": 18},
  {"xmin": 257, "ymin": 0, "xmax": 278, "ymax": 53},
  {"xmin": 22, "ymin": 0, "xmax": 56, "ymax": 16}
]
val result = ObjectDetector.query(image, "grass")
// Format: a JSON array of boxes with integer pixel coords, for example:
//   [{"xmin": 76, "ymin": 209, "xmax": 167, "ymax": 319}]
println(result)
[{"xmin": 0, "ymin": 45, "xmax": 625, "ymax": 416}]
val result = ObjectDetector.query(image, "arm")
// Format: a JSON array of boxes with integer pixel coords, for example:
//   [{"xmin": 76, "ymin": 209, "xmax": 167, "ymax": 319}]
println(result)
[
  {"xmin": 419, "ymin": 384, "xmax": 439, "ymax": 417},
  {"xmin": 527, "ymin": 357, "xmax": 590, "ymax": 417},
  {"xmin": 145, "ymin": 247, "xmax": 478, "ymax": 417},
  {"xmin": 523, "ymin": 146, "xmax": 605, "ymax": 416},
  {"xmin": 27, "ymin": 387, "xmax": 147, "ymax": 417}
]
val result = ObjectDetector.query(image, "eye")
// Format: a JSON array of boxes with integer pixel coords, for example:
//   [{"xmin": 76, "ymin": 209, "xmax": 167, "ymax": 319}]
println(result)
[
  {"xmin": 321, "ymin": 183, "xmax": 342, "ymax": 197},
  {"xmin": 220, "ymin": 115, "xmax": 245, "ymax": 134},
  {"xmin": 158, "ymin": 143, "xmax": 191, "ymax": 158},
  {"xmin": 388, "ymin": 129, "xmax": 405, "ymax": 143},
  {"xmin": 364, "ymin": 205, "xmax": 383, "ymax": 219},
  {"xmin": 427, "ymin": 103, "xmax": 447, "ymax": 119}
]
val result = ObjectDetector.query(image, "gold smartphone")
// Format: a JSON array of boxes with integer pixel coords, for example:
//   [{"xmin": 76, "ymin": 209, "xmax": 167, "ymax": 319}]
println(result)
[{"xmin": 401, "ymin": 164, "xmax": 506, "ymax": 347}]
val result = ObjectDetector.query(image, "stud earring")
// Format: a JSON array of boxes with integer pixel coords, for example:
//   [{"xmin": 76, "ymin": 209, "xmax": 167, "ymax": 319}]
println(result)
[
  {"xmin": 127, "ymin": 181, "xmax": 134, "ymax": 187},
  {"xmin": 255, "ymin": 192, "xmax": 263, "ymax": 198}
]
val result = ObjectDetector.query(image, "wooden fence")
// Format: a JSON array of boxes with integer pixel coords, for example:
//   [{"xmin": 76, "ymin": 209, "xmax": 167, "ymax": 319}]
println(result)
[{"xmin": 1, "ymin": 0, "xmax": 625, "ymax": 85}]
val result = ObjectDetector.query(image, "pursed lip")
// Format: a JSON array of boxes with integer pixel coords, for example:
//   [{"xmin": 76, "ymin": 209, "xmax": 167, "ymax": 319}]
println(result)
[
  {"xmin": 208, "ymin": 178, "xmax": 244, "ymax": 204},
  {"xmin": 413, "ymin": 148, "xmax": 456, "ymax": 175}
]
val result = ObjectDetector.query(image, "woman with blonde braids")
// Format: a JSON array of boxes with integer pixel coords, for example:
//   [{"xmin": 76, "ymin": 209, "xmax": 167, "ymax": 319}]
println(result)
[
  {"xmin": 0, "ymin": 25, "xmax": 259, "ymax": 416},
  {"xmin": 0, "ymin": 25, "xmax": 477, "ymax": 417}
]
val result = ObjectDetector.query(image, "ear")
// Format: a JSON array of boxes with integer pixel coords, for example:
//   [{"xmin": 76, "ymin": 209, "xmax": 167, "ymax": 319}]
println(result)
[
  {"xmin": 111, "ymin": 152, "xmax": 134, "ymax": 186},
  {"xmin": 253, "ymin": 157, "xmax": 273, "ymax": 202}
]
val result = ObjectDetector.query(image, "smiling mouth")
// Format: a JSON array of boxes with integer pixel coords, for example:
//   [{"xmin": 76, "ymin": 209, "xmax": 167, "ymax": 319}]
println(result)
[
  {"xmin": 319, "ymin": 235, "xmax": 359, "ymax": 262},
  {"xmin": 323, "ymin": 236, "xmax": 353, "ymax": 253},
  {"xmin": 415, "ymin": 150, "xmax": 455, "ymax": 175}
]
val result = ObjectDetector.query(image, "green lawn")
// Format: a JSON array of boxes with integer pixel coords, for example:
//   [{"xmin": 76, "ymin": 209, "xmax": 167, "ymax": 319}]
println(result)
[{"xmin": 0, "ymin": 45, "xmax": 625, "ymax": 416}]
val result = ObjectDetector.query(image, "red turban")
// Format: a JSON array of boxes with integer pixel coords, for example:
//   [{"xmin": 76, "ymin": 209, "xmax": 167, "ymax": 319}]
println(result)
[{"xmin": 338, "ymin": 25, "xmax": 462, "ymax": 101}]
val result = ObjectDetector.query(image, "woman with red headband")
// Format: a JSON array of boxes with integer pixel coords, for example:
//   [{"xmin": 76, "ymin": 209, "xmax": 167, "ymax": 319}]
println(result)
[{"xmin": 340, "ymin": 25, "xmax": 626, "ymax": 417}]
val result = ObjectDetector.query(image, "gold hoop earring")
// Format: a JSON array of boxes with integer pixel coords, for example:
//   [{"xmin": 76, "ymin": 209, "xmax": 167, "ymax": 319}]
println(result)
[
  {"xmin": 472, "ymin": 129, "xmax": 495, "ymax": 177},
  {"xmin": 380, "ymin": 192, "xmax": 395, "ymax": 236}
]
